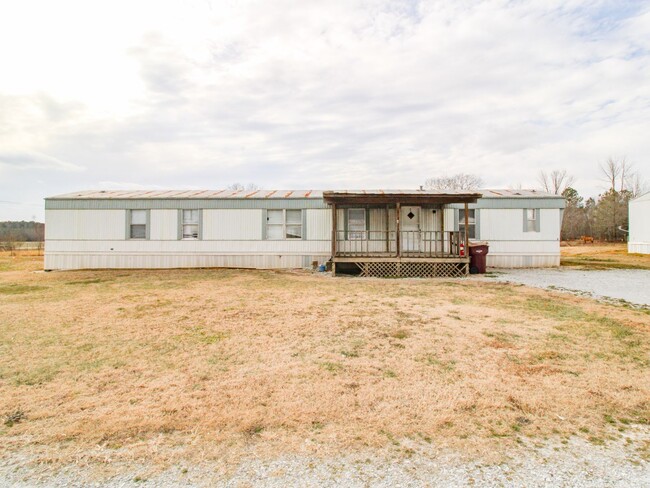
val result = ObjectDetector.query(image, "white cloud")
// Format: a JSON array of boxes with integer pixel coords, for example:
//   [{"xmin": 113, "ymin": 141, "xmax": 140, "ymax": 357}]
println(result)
[
  {"xmin": 0, "ymin": 151, "xmax": 83, "ymax": 172},
  {"xmin": 0, "ymin": 0, "xmax": 649, "ymax": 220}
]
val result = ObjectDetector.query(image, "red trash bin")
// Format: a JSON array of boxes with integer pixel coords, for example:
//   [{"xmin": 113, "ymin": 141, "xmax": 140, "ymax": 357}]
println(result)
[{"xmin": 468, "ymin": 241, "xmax": 489, "ymax": 274}]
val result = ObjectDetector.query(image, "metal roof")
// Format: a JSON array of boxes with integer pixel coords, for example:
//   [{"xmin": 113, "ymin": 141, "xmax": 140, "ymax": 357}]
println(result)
[
  {"xmin": 46, "ymin": 188, "xmax": 563, "ymax": 200},
  {"xmin": 479, "ymin": 189, "xmax": 561, "ymax": 198},
  {"xmin": 47, "ymin": 190, "xmax": 324, "ymax": 199}
]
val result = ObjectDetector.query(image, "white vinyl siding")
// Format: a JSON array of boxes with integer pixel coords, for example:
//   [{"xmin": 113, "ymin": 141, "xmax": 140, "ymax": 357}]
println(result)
[
  {"xmin": 150, "ymin": 210, "xmax": 179, "ymax": 240},
  {"xmin": 305, "ymin": 209, "xmax": 331, "ymax": 240},
  {"xmin": 481, "ymin": 209, "xmax": 556, "ymax": 241},
  {"xmin": 628, "ymin": 195, "xmax": 650, "ymax": 254},
  {"xmin": 202, "ymin": 209, "xmax": 262, "ymax": 240},
  {"xmin": 44, "ymin": 209, "xmax": 126, "ymax": 240}
]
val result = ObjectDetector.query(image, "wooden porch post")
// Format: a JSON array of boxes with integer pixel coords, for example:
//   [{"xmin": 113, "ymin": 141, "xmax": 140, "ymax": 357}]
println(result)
[
  {"xmin": 331, "ymin": 203, "xmax": 337, "ymax": 260},
  {"xmin": 440, "ymin": 206, "xmax": 444, "ymax": 257},
  {"xmin": 396, "ymin": 202, "xmax": 401, "ymax": 257},
  {"xmin": 464, "ymin": 202, "xmax": 469, "ymax": 256},
  {"xmin": 385, "ymin": 204, "xmax": 390, "ymax": 253}
]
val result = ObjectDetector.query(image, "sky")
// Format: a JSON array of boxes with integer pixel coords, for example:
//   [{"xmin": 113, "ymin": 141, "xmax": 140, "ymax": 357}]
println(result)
[{"xmin": 1, "ymin": 0, "xmax": 649, "ymax": 221}]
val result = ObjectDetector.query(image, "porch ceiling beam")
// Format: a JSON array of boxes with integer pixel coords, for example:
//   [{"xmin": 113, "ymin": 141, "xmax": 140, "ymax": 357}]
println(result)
[{"xmin": 323, "ymin": 196, "xmax": 479, "ymax": 205}]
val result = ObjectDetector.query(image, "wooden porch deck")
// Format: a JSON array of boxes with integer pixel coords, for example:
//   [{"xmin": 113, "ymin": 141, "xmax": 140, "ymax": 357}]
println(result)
[
  {"xmin": 323, "ymin": 190, "xmax": 480, "ymax": 278},
  {"xmin": 332, "ymin": 231, "xmax": 469, "ymax": 277}
]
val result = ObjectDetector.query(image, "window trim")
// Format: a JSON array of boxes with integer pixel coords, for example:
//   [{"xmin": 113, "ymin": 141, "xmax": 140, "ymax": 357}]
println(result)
[
  {"xmin": 523, "ymin": 208, "xmax": 540, "ymax": 233},
  {"xmin": 179, "ymin": 209, "xmax": 202, "ymax": 240},
  {"xmin": 265, "ymin": 209, "xmax": 303, "ymax": 240},
  {"xmin": 127, "ymin": 209, "xmax": 150, "ymax": 240},
  {"xmin": 458, "ymin": 208, "xmax": 478, "ymax": 240}
]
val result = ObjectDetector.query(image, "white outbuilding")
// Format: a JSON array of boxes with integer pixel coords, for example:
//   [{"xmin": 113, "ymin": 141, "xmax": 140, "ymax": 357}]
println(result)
[
  {"xmin": 628, "ymin": 193, "xmax": 650, "ymax": 254},
  {"xmin": 44, "ymin": 188, "xmax": 565, "ymax": 277}
]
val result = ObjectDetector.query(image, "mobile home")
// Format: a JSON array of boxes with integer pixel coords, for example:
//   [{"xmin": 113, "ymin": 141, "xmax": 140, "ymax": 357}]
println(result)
[
  {"xmin": 44, "ymin": 189, "xmax": 565, "ymax": 277},
  {"xmin": 628, "ymin": 193, "xmax": 650, "ymax": 254}
]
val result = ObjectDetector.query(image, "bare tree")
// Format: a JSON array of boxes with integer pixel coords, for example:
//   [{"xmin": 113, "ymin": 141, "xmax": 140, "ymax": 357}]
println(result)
[
  {"xmin": 619, "ymin": 158, "xmax": 631, "ymax": 193},
  {"xmin": 600, "ymin": 156, "xmax": 648, "ymax": 196},
  {"xmin": 424, "ymin": 173, "xmax": 483, "ymax": 191},
  {"xmin": 537, "ymin": 169, "xmax": 576, "ymax": 195},
  {"xmin": 2, "ymin": 229, "xmax": 18, "ymax": 257},
  {"xmin": 600, "ymin": 157, "xmax": 624, "ymax": 191},
  {"xmin": 625, "ymin": 171, "xmax": 649, "ymax": 198},
  {"xmin": 226, "ymin": 183, "xmax": 260, "ymax": 191},
  {"xmin": 35, "ymin": 223, "xmax": 45, "ymax": 256}
]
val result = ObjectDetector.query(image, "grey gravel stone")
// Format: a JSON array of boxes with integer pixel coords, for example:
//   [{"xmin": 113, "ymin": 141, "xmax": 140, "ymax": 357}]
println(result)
[
  {"xmin": 483, "ymin": 268, "xmax": 650, "ymax": 307},
  {"xmin": 2, "ymin": 429, "xmax": 649, "ymax": 487}
]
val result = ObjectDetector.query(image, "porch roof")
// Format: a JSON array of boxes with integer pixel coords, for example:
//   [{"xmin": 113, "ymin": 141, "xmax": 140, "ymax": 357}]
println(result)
[{"xmin": 323, "ymin": 190, "xmax": 481, "ymax": 205}]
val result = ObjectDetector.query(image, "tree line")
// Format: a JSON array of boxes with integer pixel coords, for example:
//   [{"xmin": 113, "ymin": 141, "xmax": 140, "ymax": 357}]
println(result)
[
  {"xmin": 559, "ymin": 159, "xmax": 646, "ymax": 241},
  {"xmin": 425, "ymin": 158, "xmax": 647, "ymax": 242},
  {"xmin": 0, "ymin": 221, "xmax": 44, "ymax": 242}
]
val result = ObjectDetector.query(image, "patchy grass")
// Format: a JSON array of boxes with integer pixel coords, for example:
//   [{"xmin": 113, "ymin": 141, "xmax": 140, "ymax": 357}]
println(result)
[
  {"xmin": 0, "ymin": 283, "xmax": 47, "ymax": 295},
  {"xmin": 561, "ymin": 243, "xmax": 650, "ymax": 270},
  {"xmin": 0, "ymin": 254, "xmax": 649, "ymax": 469}
]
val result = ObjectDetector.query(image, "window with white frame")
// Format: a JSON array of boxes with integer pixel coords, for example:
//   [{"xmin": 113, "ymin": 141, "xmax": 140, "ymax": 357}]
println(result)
[
  {"xmin": 129, "ymin": 210, "xmax": 147, "ymax": 239},
  {"xmin": 347, "ymin": 208, "xmax": 366, "ymax": 240},
  {"xmin": 526, "ymin": 208, "xmax": 537, "ymax": 232},
  {"xmin": 459, "ymin": 209, "xmax": 476, "ymax": 239},
  {"xmin": 182, "ymin": 209, "xmax": 200, "ymax": 239},
  {"xmin": 266, "ymin": 209, "xmax": 302, "ymax": 239}
]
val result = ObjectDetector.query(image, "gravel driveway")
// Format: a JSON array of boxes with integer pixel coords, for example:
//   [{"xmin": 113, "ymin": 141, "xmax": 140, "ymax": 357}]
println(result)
[
  {"xmin": 485, "ymin": 268, "xmax": 650, "ymax": 307},
  {"xmin": 2, "ymin": 432, "xmax": 649, "ymax": 487}
]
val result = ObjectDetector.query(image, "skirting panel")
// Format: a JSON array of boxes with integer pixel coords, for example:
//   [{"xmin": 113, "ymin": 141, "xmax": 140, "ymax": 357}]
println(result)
[
  {"xmin": 44, "ymin": 253, "xmax": 330, "ymax": 270},
  {"xmin": 487, "ymin": 254, "xmax": 560, "ymax": 268},
  {"xmin": 354, "ymin": 261, "xmax": 468, "ymax": 278},
  {"xmin": 628, "ymin": 243, "xmax": 650, "ymax": 254}
]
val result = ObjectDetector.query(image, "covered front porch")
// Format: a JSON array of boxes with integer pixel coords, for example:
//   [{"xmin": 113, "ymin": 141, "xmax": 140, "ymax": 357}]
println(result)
[{"xmin": 323, "ymin": 190, "xmax": 481, "ymax": 277}]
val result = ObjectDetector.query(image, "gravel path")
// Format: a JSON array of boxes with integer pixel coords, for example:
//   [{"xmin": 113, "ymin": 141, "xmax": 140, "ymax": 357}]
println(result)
[
  {"xmin": 485, "ymin": 268, "xmax": 650, "ymax": 307},
  {"xmin": 2, "ymin": 432, "xmax": 649, "ymax": 487}
]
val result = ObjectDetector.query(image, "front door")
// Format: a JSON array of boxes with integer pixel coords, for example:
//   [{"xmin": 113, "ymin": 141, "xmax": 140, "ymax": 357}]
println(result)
[{"xmin": 401, "ymin": 206, "xmax": 421, "ymax": 252}]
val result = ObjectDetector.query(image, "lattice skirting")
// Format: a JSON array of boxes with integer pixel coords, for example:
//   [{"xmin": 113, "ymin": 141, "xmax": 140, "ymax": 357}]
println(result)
[{"xmin": 355, "ymin": 262, "xmax": 468, "ymax": 278}]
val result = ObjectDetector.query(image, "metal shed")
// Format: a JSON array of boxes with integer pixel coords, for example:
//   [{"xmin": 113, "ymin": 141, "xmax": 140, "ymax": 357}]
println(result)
[{"xmin": 629, "ymin": 193, "xmax": 650, "ymax": 254}]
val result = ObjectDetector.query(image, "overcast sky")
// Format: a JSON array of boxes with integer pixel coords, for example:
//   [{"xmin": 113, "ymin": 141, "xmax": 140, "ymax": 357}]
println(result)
[{"xmin": 1, "ymin": 0, "xmax": 649, "ymax": 221}]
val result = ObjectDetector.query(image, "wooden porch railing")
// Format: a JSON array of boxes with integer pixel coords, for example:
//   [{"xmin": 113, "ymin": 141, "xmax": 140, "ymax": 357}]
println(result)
[{"xmin": 334, "ymin": 230, "xmax": 464, "ymax": 258}]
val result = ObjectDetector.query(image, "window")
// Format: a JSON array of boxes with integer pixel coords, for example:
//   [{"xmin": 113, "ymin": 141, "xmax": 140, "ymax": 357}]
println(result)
[
  {"xmin": 347, "ymin": 208, "xmax": 366, "ymax": 240},
  {"xmin": 285, "ymin": 209, "xmax": 302, "ymax": 239},
  {"xmin": 266, "ymin": 209, "xmax": 302, "ymax": 239},
  {"xmin": 459, "ymin": 209, "xmax": 476, "ymax": 239},
  {"xmin": 182, "ymin": 209, "xmax": 200, "ymax": 239},
  {"xmin": 526, "ymin": 208, "xmax": 537, "ymax": 232},
  {"xmin": 129, "ymin": 210, "xmax": 147, "ymax": 239}
]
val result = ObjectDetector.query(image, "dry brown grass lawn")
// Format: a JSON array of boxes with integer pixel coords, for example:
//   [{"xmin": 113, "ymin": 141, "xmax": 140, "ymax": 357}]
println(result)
[
  {"xmin": 1, "ymin": 251, "xmax": 649, "ymax": 468},
  {"xmin": 561, "ymin": 242, "xmax": 650, "ymax": 269}
]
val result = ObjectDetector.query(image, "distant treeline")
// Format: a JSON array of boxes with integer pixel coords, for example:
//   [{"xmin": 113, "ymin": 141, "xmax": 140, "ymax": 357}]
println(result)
[{"xmin": 0, "ymin": 221, "xmax": 45, "ymax": 242}]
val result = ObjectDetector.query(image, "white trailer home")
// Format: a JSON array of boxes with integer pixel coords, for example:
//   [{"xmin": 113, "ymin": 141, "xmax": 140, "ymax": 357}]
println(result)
[
  {"xmin": 44, "ymin": 189, "xmax": 565, "ymax": 277},
  {"xmin": 628, "ymin": 193, "xmax": 650, "ymax": 254}
]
